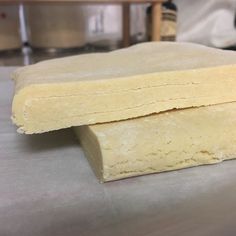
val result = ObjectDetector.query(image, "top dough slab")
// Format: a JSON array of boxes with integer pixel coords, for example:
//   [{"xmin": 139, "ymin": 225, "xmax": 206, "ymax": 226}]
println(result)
[{"xmin": 12, "ymin": 42, "xmax": 236, "ymax": 133}]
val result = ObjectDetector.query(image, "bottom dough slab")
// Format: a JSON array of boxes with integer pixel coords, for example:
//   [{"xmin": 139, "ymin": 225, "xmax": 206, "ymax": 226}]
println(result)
[{"xmin": 74, "ymin": 103, "xmax": 236, "ymax": 182}]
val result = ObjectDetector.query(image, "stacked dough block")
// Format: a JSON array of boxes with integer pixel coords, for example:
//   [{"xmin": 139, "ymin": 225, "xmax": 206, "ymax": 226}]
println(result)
[{"xmin": 12, "ymin": 42, "xmax": 236, "ymax": 182}]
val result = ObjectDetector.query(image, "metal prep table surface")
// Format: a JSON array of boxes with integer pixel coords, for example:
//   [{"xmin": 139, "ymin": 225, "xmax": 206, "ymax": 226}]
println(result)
[{"xmin": 1, "ymin": 67, "xmax": 236, "ymax": 236}]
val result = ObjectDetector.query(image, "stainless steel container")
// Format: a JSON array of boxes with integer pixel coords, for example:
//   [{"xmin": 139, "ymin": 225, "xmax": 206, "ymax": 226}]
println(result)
[
  {"xmin": 26, "ymin": 4, "xmax": 87, "ymax": 50},
  {"xmin": 0, "ymin": 6, "xmax": 21, "ymax": 52}
]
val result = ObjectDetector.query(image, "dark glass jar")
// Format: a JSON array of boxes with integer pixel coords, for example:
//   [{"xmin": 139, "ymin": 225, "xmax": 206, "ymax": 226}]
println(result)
[{"xmin": 146, "ymin": 0, "xmax": 178, "ymax": 41}]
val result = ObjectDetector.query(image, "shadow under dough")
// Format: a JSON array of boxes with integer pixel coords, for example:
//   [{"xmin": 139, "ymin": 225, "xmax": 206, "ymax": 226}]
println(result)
[{"xmin": 18, "ymin": 128, "xmax": 78, "ymax": 153}]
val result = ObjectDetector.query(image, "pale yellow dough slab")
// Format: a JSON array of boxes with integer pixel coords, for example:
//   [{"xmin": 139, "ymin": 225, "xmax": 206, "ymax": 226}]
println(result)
[
  {"xmin": 12, "ymin": 42, "xmax": 236, "ymax": 133},
  {"xmin": 75, "ymin": 102, "xmax": 236, "ymax": 182}
]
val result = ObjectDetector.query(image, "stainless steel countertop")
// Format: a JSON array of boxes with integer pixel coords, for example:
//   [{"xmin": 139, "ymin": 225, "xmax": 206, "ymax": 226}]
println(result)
[
  {"xmin": 1, "ymin": 67, "xmax": 236, "ymax": 236},
  {"xmin": 0, "ymin": 45, "xmax": 110, "ymax": 66}
]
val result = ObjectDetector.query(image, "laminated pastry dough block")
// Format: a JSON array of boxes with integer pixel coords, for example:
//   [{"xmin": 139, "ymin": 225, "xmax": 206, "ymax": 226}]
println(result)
[
  {"xmin": 75, "ymin": 102, "xmax": 236, "ymax": 182},
  {"xmin": 12, "ymin": 42, "xmax": 236, "ymax": 134}
]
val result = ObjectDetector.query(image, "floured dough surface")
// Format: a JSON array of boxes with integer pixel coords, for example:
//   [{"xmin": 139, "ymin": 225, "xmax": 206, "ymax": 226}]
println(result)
[
  {"xmin": 75, "ymin": 102, "xmax": 236, "ymax": 182},
  {"xmin": 12, "ymin": 42, "xmax": 236, "ymax": 133}
]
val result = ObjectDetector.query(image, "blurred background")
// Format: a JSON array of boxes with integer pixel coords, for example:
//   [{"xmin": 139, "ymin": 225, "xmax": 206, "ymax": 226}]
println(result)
[{"xmin": 0, "ymin": 0, "xmax": 236, "ymax": 66}]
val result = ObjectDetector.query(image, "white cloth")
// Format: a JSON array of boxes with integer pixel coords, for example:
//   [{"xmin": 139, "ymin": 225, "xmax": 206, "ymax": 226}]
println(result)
[{"xmin": 175, "ymin": 0, "xmax": 236, "ymax": 48}]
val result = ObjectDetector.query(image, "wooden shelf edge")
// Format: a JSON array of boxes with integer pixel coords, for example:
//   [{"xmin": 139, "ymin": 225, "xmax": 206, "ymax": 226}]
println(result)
[{"xmin": 0, "ymin": 0, "xmax": 164, "ymax": 4}]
